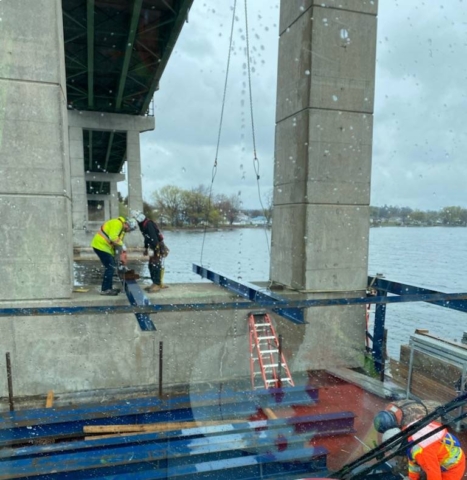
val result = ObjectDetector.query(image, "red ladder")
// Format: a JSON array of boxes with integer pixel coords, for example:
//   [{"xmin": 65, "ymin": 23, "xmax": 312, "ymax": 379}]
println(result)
[{"xmin": 248, "ymin": 312, "xmax": 294, "ymax": 390}]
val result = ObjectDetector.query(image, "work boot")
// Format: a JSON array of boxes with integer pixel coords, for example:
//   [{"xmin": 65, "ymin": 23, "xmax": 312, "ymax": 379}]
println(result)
[
  {"xmin": 100, "ymin": 289, "xmax": 119, "ymax": 296},
  {"xmin": 147, "ymin": 284, "xmax": 161, "ymax": 293}
]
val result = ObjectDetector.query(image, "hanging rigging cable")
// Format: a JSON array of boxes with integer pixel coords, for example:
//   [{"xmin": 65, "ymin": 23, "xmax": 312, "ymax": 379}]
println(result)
[
  {"xmin": 243, "ymin": 0, "xmax": 271, "ymax": 258},
  {"xmin": 200, "ymin": 0, "xmax": 238, "ymax": 265}
]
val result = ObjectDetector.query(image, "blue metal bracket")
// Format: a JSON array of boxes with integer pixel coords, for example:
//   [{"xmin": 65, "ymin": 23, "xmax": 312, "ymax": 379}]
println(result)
[
  {"xmin": 368, "ymin": 276, "xmax": 467, "ymax": 314},
  {"xmin": 367, "ymin": 275, "xmax": 467, "ymax": 377},
  {"xmin": 192, "ymin": 264, "xmax": 306, "ymax": 324},
  {"xmin": 2, "ymin": 275, "xmax": 467, "ymax": 325},
  {"xmin": 121, "ymin": 278, "xmax": 156, "ymax": 331}
]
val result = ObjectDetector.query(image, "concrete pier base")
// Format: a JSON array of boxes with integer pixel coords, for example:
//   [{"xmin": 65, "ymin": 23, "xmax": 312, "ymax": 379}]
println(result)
[
  {"xmin": 0, "ymin": 280, "xmax": 369, "ymax": 399},
  {"xmin": 0, "ymin": 284, "xmax": 251, "ymax": 397}
]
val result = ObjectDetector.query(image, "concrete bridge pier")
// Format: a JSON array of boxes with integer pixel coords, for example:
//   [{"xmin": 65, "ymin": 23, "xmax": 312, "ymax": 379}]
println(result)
[
  {"xmin": 68, "ymin": 111, "xmax": 154, "ymax": 249},
  {"xmin": 0, "ymin": 0, "xmax": 73, "ymax": 301},
  {"xmin": 271, "ymin": 1, "xmax": 378, "ymax": 371}
]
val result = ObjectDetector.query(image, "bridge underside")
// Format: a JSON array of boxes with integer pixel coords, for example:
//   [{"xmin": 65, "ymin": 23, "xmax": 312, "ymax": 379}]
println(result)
[{"xmin": 63, "ymin": 0, "xmax": 192, "ymax": 189}]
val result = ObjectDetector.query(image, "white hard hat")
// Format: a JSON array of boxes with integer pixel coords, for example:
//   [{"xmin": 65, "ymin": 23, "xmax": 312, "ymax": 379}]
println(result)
[
  {"xmin": 130, "ymin": 209, "xmax": 146, "ymax": 223},
  {"xmin": 382, "ymin": 427, "xmax": 402, "ymax": 443},
  {"xmin": 126, "ymin": 218, "xmax": 138, "ymax": 231}
]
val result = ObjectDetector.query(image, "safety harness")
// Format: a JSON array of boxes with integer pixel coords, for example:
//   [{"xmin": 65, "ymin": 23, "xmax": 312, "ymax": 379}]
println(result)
[{"xmin": 98, "ymin": 217, "xmax": 125, "ymax": 246}]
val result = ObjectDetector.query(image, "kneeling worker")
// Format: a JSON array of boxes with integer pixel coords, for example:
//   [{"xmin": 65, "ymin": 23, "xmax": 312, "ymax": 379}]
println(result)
[
  {"xmin": 374, "ymin": 399, "xmax": 465, "ymax": 480},
  {"xmin": 91, "ymin": 216, "xmax": 137, "ymax": 295}
]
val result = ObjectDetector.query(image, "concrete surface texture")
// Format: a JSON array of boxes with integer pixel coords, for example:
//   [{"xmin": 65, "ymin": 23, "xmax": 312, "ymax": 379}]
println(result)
[
  {"xmin": 270, "ymin": 1, "xmax": 378, "ymax": 369},
  {"xmin": 0, "ymin": 284, "xmax": 252, "ymax": 397},
  {"xmin": 0, "ymin": 0, "xmax": 73, "ymax": 301},
  {"xmin": 68, "ymin": 111, "xmax": 155, "ymax": 249}
]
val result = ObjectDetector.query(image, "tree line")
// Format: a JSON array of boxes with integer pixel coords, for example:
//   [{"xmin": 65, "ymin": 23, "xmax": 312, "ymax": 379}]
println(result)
[
  {"xmin": 371, "ymin": 205, "xmax": 467, "ymax": 226},
  {"xmin": 120, "ymin": 190, "xmax": 467, "ymax": 228},
  {"xmin": 120, "ymin": 185, "xmax": 273, "ymax": 228}
]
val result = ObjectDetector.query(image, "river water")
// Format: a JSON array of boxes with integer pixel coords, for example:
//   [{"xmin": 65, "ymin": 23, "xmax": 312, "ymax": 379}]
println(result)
[{"xmin": 76, "ymin": 227, "xmax": 467, "ymax": 359}]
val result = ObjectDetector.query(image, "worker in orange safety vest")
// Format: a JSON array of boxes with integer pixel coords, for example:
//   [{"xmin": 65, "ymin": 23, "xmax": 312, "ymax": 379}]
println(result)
[
  {"xmin": 374, "ymin": 400, "xmax": 465, "ymax": 480},
  {"xmin": 404, "ymin": 420, "xmax": 465, "ymax": 480}
]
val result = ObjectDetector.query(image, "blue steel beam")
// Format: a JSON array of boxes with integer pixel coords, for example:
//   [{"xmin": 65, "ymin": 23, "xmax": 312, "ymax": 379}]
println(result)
[
  {"xmin": 2, "ymin": 292, "xmax": 467, "ymax": 319},
  {"xmin": 0, "ymin": 386, "xmax": 319, "ymax": 447},
  {"xmin": 2, "ymin": 277, "xmax": 467, "ymax": 321},
  {"xmin": 368, "ymin": 276, "xmax": 467, "ymax": 314},
  {"xmin": 0, "ymin": 427, "xmax": 322, "ymax": 477},
  {"xmin": 193, "ymin": 264, "xmax": 306, "ymax": 324},
  {"xmin": 372, "ymin": 290, "xmax": 388, "ymax": 378},
  {"xmin": 366, "ymin": 275, "xmax": 467, "ymax": 377},
  {"xmin": 0, "ymin": 411, "xmax": 353, "ymax": 462},
  {"xmin": 121, "ymin": 278, "xmax": 156, "ymax": 331},
  {"xmin": 0, "ymin": 445, "xmax": 328, "ymax": 480}
]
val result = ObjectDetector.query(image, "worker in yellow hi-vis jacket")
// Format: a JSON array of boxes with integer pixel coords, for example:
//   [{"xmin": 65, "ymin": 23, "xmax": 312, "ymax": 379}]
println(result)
[{"xmin": 91, "ymin": 216, "xmax": 137, "ymax": 296}]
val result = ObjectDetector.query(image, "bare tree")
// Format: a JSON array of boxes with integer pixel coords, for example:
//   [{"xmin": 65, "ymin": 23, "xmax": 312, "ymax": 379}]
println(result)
[
  {"xmin": 216, "ymin": 193, "xmax": 241, "ymax": 225},
  {"xmin": 263, "ymin": 189, "xmax": 273, "ymax": 226},
  {"xmin": 152, "ymin": 185, "xmax": 183, "ymax": 226}
]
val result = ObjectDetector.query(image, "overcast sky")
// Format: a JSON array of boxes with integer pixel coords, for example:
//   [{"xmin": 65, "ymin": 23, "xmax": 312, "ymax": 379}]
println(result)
[{"xmin": 122, "ymin": 0, "xmax": 467, "ymax": 211}]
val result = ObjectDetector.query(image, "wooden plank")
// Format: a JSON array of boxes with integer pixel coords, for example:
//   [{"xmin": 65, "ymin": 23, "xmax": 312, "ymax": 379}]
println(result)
[
  {"xmin": 84, "ymin": 419, "xmax": 243, "ymax": 435},
  {"xmin": 263, "ymin": 408, "xmax": 278, "ymax": 420},
  {"xmin": 389, "ymin": 359, "xmax": 456, "ymax": 404},
  {"xmin": 399, "ymin": 345, "xmax": 462, "ymax": 389},
  {"xmin": 45, "ymin": 391, "xmax": 54, "ymax": 408}
]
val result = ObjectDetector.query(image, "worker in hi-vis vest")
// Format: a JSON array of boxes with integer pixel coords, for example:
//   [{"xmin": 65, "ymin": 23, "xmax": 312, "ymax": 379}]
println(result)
[
  {"xmin": 91, "ymin": 216, "xmax": 137, "ymax": 296},
  {"xmin": 374, "ymin": 400, "xmax": 465, "ymax": 480}
]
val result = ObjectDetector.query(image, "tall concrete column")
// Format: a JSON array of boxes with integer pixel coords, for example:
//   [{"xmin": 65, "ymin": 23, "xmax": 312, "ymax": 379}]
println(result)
[
  {"xmin": 0, "ymin": 0, "xmax": 73, "ymax": 301},
  {"xmin": 110, "ymin": 181, "xmax": 120, "ymax": 218},
  {"xmin": 126, "ymin": 130, "xmax": 144, "ymax": 216},
  {"xmin": 67, "ymin": 112, "xmax": 154, "ymax": 248},
  {"xmin": 271, "ymin": 1, "xmax": 378, "ymax": 369},
  {"xmin": 69, "ymin": 126, "xmax": 88, "ymax": 235}
]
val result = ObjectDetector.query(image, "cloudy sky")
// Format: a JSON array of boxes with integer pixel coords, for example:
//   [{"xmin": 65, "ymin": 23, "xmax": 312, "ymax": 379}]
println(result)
[{"xmin": 123, "ymin": 0, "xmax": 467, "ymax": 211}]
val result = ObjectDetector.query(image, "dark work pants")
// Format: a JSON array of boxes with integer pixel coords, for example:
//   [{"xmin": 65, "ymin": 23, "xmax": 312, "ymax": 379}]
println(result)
[
  {"xmin": 149, "ymin": 256, "xmax": 162, "ymax": 285},
  {"xmin": 93, "ymin": 248, "xmax": 115, "ymax": 291}
]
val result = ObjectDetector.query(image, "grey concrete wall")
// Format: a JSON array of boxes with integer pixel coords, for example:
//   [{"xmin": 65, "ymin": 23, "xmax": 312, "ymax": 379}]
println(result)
[
  {"xmin": 0, "ymin": 282, "xmax": 369, "ymax": 397},
  {"xmin": 270, "ymin": 1, "xmax": 378, "ymax": 369},
  {"xmin": 0, "ymin": 285, "xmax": 251, "ymax": 397},
  {"xmin": 69, "ymin": 126, "xmax": 88, "ymax": 235},
  {"xmin": 68, "ymin": 110, "xmax": 155, "ymax": 133},
  {"xmin": 0, "ymin": 0, "xmax": 73, "ymax": 301}
]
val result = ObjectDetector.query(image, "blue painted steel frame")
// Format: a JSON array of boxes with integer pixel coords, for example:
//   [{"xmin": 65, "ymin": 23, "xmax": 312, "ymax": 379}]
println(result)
[
  {"xmin": 192, "ymin": 264, "xmax": 306, "ymax": 324},
  {"xmin": 0, "ymin": 384, "xmax": 336, "ymax": 479},
  {"xmin": 0, "ymin": 385, "xmax": 319, "ymax": 447},
  {"xmin": 1, "ymin": 284, "xmax": 467, "ymax": 318},
  {"xmin": 122, "ymin": 278, "xmax": 156, "ymax": 331},
  {"xmin": 367, "ymin": 275, "xmax": 467, "ymax": 375}
]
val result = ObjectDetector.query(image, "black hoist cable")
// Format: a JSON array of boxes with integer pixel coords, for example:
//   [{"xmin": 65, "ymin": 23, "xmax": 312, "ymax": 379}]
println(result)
[
  {"xmin": 200, "ymin": 0, "xmax": 238, "ymax": 265},
  {"xmin": 244, "ymin": 0, "xmax": 271, "ymax": 258}
]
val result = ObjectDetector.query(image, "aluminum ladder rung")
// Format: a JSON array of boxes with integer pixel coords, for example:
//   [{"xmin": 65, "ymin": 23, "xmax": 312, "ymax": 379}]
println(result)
[
  {"xmin": 264, "ymin": 363, "xmax": 287, "ymax": 369},
  {"xmin": 249, "ymin": 312, "xmax": 295, "ymax": 390},
  {"xmin": 266, "ymin": 377, "xmax": 292, "ymax": 383}
]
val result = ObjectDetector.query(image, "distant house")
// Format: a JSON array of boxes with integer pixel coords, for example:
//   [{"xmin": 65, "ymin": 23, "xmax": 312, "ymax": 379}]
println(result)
[
  {"xmin": 233, "ymin": 213, "xmax": 250, "ymax": 225},
  {"xmin": 251, "ymin": 215, "xmax": 267, "ymax": 225}
]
